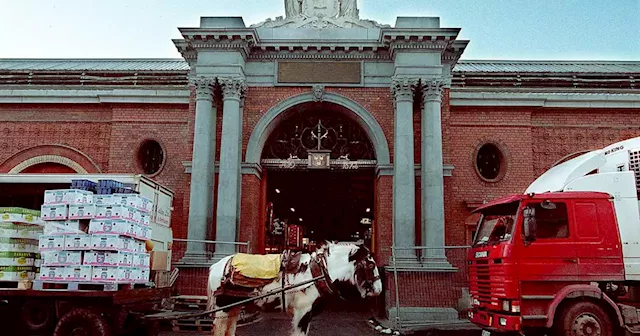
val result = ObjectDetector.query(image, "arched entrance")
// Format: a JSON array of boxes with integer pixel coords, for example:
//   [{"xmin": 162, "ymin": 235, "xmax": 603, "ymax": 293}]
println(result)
[{"xmin": 260, "ymin": 101, "xmax": 377, "ymax": 254}]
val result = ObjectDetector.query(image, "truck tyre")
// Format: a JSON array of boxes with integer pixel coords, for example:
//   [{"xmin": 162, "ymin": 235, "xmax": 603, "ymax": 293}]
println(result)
[
  {"xmin": 53, "ymin": 308, "xmax": 111, "ymax": 336},
  {"xmin": 555, "ymin": 301, "xmax": 613, "ymax": 336},
  {"xmin": 20, "ymin": 299, "xmax": 56, "ymax": 334}
]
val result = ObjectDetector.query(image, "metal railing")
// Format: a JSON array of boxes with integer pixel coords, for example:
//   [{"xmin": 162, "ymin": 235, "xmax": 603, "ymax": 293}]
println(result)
[{"xmin": 387, "ymin": 245, "xmax": 471, "ymax": 330}]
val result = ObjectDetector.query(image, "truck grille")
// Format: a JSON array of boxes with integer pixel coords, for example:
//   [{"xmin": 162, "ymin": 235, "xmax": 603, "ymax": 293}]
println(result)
[{"xmin": 469, "ymin": 259, "xmax": 507, "ymax": 308}]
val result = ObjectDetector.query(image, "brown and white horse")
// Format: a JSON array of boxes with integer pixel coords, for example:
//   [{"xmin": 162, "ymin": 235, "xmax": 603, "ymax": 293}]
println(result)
[{"xmin": 206, "ymin": 242, "xmax": 383, "ymax": 336}]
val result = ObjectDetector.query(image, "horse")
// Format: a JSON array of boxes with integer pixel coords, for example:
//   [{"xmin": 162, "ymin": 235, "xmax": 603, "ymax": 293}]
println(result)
[{"xmin": 206, "ymin": 241, "xmax": 383, "ymax": 336}]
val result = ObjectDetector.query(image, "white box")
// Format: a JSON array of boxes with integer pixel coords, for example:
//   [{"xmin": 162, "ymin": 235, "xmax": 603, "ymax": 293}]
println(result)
[
  {"xmin": 91, "ymin": 266, "xmax": 118, "ymax": 282},
  {"xmin": 44, "ymin": 220, "xmax": 83, "ymax": 235},
  {"xmin": 140, "ymin": 268, "xmax": 150, "ymax": 282},
  {"xmin": 133, "ymin": 253, "xmax": 150, "ymax": 268},
  {"xmin": 43, "ymin": 190, "xmax": 67, "ymax": 205},
  {"xmin": 65, "ymin": 265, "xmax": 92, "ymax": 281},
  {"xmin": 39, "ymin": 266, "xmax": 66, "ymax": 281},
  {"xmin": 38, "ymin": 235, "xmax": 66, "ymax": 251},
  {"xmin": 139, "ymin": 213, "xmax": 150, "ymax": 227},
  {"xmin": 135, "ymin": 224, "xmax": 151, "ymax": 241},
  {"xmin": 90, "ymin": 235, "xmax": 135, "ymax": 252},
  {"xmin": 89, "ymin": 219, "xmax": 135, "ymax": 237},
  {"xmin": 44, "ymin": 189, "xmax": 93, "ymax": 205},
  {"xmin": 64, "ymin": 234, "xmax": 92, "ymax": 250},
  {"xmin": 41, "ymin": 205, "xmax": 68, "ymax": 221},
  {"xmin": 68, "ymin": 205, "xmax": 96, "ymax": 220},
  {"xmin": 42, "ymin": 251, "xmax": 82, "ymax": 266},
  {"xmin": 113, "ymin": 194, "xmax": 153, "ymax": 213},
  {"xmin": 83, "ymin": 251, "xmax": 132, "ymax": 266},
  {"xmin": 117, "ymin": 266, "xmax": 134, "ymax": 282},
  {"xmin": 93, "ymin": 194, "xmax": 116, "ymax": 206},
  {"xmin": 95, "ymin": 205, "xmax": 140, "ymax": 223}
]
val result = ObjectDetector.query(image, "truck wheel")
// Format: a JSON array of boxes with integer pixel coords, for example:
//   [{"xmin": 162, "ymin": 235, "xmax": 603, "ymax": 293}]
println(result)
[
  {"xmin": 20, "ymin": 299, "xmax": 56, "ymax": 334},
  {"xmin": 53, "ymin": 308, "xmax": 111, "ymax": 336},
  {"xmin": 555, "ymin": 301, "xmax": 613, "ymax": 336}
]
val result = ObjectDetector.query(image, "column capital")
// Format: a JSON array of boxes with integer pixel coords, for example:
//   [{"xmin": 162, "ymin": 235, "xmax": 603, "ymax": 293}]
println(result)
[
  {"xmin": 189, "ymin": 76, "xmax": 216, "ymax": 101},
  {"xmin": 219, "ymin": 77, "xmax": 247, "ymax": 101},
  {"xmin": 391, "ymin": 76, "xmax": 419, "ymax": 103},
  {"xmin": 421, "ymin": 77, "xmax": 446, "ymax": 103}
]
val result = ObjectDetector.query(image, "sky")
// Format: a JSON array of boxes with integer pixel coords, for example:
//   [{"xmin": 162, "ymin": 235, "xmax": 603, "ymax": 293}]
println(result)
[{"xmin": 0, "ymin": 0, "xmax": 638, "ymax": 61}]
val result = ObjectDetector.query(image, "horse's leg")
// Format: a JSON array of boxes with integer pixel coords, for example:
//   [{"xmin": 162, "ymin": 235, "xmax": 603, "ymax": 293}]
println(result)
[
  {"xmin": 213, "ymin": 310, "xmax": 230, "ymax": 336},
  {"xmin": 291, "ymin": 299, "xmax": 314, "ymax": 336},
  {"xmin": 224, "ymin": 307, "xmax": 241, "ymax": 336}
]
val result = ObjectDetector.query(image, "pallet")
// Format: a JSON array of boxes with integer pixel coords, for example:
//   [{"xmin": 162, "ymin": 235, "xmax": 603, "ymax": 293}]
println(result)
[
  {"xmin": 33, "ymin": 280, "xmax": 151, "ymax": 292},
  {"xmin": 0, "ymin": 280, "xmax": 32, "ymax": 290},
  {"xmin": 170, "ymin": 311, "xmax": 262, "ymax": 332},
  {"xmin": 173, "ymin": 295, "xmax": 208, "ymax": 310}
]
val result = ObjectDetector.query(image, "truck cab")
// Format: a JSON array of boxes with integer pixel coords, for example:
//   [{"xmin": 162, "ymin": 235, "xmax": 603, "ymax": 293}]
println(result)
[{"xmin": 468, "ymin": 137, "xmax": 640, "ymax": 335}]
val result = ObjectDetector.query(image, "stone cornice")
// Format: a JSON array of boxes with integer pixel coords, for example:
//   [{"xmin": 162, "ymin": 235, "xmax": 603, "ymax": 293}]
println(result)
[
  {"xmin": 0, "ymin": 88, "xmax": 190, "ymax": 104},
  {"xmin": 182, "ymin": 161, "xmax": 263, "ymax": 178},
  {"xmin": 450, "ymin": 88, "xmax": 640, "ymax": 108},
  {"xmin": 442, "ymin": 40, "xmax": 469, "ymax": 69}
]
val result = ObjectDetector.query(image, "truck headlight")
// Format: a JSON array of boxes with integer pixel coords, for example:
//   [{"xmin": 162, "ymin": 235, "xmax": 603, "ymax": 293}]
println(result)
[
  {"xmin": 502, "ymin": 300, "xmax": 510, "ymax": 312},
  {"xmin": 499, "ymin": 317, "xmax": 507, "ymax": 326}
]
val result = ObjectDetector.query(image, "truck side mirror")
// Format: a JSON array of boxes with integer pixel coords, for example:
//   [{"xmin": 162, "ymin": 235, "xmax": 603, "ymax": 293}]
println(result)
[{"xmin": 523, "ymin": 206, "xmax": 537, "ymax": 244}]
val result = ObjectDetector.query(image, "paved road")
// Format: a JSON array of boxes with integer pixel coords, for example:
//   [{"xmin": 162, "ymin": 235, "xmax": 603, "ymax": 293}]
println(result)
[{"xmin": 161, "ymin": 311, "xmax": 381, "ymax": 336}]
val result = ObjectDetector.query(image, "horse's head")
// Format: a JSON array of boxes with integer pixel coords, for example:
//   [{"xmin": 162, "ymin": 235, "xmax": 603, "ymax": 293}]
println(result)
[{"xmin": 323, "ymin": 242, "xmax": 382, "ymax": 298}]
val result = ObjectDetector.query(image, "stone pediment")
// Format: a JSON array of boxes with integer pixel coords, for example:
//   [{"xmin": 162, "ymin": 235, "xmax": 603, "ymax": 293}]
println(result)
[{"xmin": 252, "ymin": 16, "xmax": 389, "ymax": 29}]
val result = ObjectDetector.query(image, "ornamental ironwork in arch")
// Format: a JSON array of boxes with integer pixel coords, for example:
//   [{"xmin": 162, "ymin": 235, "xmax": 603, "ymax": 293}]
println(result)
[{"xmin": 262, "ymin": 108, "xmax": 376, "ymax": 161}]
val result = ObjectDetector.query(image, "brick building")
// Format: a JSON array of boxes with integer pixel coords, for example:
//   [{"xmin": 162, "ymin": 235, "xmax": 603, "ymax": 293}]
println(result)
[{"xmin": 1, "ymin": 1, "xmax": 639, "ymax": 324}]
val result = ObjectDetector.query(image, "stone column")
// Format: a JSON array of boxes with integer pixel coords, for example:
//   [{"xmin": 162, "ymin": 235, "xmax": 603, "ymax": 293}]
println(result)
[
  {"xmin": 421, "ymin": 78, "xmax": 452, "ymax": 268},
  {"xmin": 182, "ymin": 77, "xmax": 217, "ymax": 264},
  {"xmin": 391, "ymin": 77, "xmax": 419, "ymax": 264},
  {"xmin": 214, "ymin": 77, "xmax": 247, "ymax": 258}
]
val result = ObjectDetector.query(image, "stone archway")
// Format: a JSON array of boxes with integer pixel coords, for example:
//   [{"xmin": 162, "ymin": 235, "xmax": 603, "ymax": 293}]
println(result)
[
  {"xmin": 0, "ymin": 144, "xmax": 101, "ymax": 174},
  {"xmin": 245, "ymin": 91, "xmax": 390, "ymax": 166}
]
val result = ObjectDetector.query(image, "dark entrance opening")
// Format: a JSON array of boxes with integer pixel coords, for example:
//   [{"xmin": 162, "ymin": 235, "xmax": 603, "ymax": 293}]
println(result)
[{"xmin": 266, "ymin": 169, "xmax": 374, "ymax": 250}]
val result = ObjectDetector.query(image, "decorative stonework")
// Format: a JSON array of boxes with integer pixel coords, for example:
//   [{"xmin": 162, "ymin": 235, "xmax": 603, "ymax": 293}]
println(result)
[
  {"xmin": 312, "ymin": 84, "xmax": 325, "ymax": 102},
  {"xmin": 422, "ymin": 77, "xmax": 446, "ymax": 103},
  {"xmin": 219, "ymin": 77, "xmax": 248, "ymax": 100},
  {"xmin": 391, "ymin": 77, "xmax": 419, "ymax": 102},
  {"xmin": 252, "ymin": 0, "xmax": 389, "ymax": 28},
  {"xmin": 9, "ymin": 155, "xmax": 88, "ymax": 174},
  {"xmin": 190, "ymin": 77, "xmax": 215, "ymax": 101}
]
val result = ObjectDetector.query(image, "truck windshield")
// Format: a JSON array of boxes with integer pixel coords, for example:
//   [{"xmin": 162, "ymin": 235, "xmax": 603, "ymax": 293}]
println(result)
[{"xmin": 473, "ymin": 202, "xmax": 519, "ymax": 246}]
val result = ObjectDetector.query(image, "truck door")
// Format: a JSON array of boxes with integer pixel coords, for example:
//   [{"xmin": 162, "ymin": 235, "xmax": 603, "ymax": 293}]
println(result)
[
  {"xmin": 573, "ymin": 200, "xmax": 625, "ymax": 281},
  {"xmin": 517, "ymin": 200, "xmax": 580, "ymax": 281}
]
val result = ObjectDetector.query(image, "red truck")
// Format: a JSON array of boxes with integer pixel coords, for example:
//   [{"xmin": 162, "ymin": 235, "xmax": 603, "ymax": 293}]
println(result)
[{"xmin": 468, "ymin": 137, "xmax": 640, "ymax": 336}]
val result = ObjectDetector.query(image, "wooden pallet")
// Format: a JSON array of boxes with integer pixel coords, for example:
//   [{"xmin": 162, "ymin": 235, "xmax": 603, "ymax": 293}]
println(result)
[
  {"xmin": 173, "ymin": 295, "xmax": 208, "ymax": 310},
  {"xmin": 0, "ymin": 280, "xmax": 32, "ymax": 290},
  {"xmin": 170, "ymin": 311, "xmax": 262, "ymax": 332},
  {"xmin": 32, "ymin": 280, "xmax": 151, "ymax": 292}
]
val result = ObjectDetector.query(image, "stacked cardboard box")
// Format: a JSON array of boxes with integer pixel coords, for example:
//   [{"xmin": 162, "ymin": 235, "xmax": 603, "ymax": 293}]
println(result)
[
  {"xmin": 38, "ymin": 184, "xmax": 153, "ymax": 284},
  {"xmin": 0, "ymin": 207, "xmax": 44, "ymax": 281}
]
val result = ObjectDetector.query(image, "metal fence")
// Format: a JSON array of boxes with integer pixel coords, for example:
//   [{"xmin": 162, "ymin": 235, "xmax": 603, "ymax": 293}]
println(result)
[
  {"xmin": 171, "ymin": 238, "xmax": 252, "ymax": 265},
  {"xmin": 385, "ymin": 245, "xmax": 471, "ymax": 330}
]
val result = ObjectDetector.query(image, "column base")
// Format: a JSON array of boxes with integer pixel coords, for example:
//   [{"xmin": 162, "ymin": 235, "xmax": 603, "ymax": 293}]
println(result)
[
  {"xmin": 212, "ymin": 251, "xmax": 235, "ymax": 263},
  {"xmin": 175, "ymin": 252, "xmax": 212, "ymax": 267}
]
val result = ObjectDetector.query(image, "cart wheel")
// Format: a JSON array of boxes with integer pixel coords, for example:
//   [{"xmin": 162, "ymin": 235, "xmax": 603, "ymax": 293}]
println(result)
[
  {"xmin": 53, "ymin": 308, "xmax": 111, "ymax": 336},
  {"xmin": 20, "ymin": 299, "xmax": 56, "ymax": 334}
]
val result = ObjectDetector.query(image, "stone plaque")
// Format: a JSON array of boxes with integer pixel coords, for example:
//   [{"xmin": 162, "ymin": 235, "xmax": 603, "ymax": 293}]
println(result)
[{"xmin": 277, "ymin": 62, "xmax": 361, "ymax": 84}]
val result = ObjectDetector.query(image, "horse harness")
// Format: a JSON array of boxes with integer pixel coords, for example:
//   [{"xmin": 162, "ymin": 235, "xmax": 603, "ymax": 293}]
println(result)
[
  {"xmin": 279, "ymin": 250, "xmax": 337, "ymax": 313},
  {"xmin": 354, "ymin": 257, "xmax": 381, "ymax": 297}
]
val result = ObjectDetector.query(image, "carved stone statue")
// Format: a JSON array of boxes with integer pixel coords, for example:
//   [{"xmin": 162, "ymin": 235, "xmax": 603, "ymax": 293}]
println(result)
[
  {"xmin": 285, "ymin": 0, "xmax": 302, "ymax": 18},
  {"xmin": 339, "ymin": 0, "xmax": 359, "ymax": 19},
  {"xmin": 252, "ymin": 0, "xmax": 389, "ymax": 28}
]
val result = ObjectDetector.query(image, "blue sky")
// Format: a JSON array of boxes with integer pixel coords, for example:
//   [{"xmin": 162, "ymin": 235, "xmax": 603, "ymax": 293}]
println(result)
[{"xmin": 0, "ymin": 0, "xmax": 638, "ymax": 60}]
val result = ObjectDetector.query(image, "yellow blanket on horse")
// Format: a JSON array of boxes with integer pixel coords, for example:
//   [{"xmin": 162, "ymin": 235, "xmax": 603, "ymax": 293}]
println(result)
[{"xmin": 231, "ymin": 253, "xmax": 282, "ymax": 280}]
